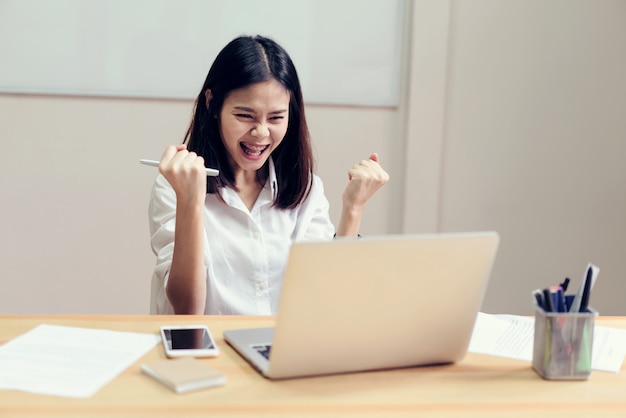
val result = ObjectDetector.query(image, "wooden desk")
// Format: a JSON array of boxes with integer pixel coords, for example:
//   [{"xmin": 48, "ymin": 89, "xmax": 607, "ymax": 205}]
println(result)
[{"xmin": 1, "ymin": 315, "xmax": 625, "ymax": 418}]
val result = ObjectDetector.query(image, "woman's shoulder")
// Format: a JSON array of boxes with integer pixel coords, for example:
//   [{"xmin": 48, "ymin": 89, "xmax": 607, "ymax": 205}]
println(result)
[
  {"xmin": 310, "ymin": 173, "xmax": 327, "ymax": 194},
  {"xmin": 296, "ymin": 173, "xmax": 328, "ymax": 209},
  {"xmin": 311, "ymin": 173, "xmax": 323, "ymax": 186}
]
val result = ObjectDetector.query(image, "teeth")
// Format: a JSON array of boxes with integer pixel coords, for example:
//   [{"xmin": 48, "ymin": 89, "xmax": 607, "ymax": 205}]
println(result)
[{"xmin": 241, "ymin": 143, "xmax": 268, "ymax": 156}]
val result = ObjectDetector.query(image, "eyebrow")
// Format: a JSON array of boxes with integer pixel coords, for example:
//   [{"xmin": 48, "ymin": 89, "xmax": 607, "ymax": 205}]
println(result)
[{"xmin": 233, "ymin": 106, "xmax": 287, "ymax": 115}]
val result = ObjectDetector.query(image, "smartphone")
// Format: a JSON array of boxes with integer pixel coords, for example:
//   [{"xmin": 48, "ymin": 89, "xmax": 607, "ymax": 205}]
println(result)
[{"xmin": 160, "ymin": 325, "xmax": 219, "ymax": 358}]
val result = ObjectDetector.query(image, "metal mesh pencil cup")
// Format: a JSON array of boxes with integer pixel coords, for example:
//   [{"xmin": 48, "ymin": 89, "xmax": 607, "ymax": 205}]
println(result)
[{"xmin": 532, "ymin": 305, "xmax": 597, "ymax": 380}]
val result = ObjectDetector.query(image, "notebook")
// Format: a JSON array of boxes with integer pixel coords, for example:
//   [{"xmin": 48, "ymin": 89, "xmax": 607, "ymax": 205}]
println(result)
[
  {"xmin": 223, "ymin": 231, "xmax": 500, "ymax": 380},
  {"xmin": 141, "ymin": 358, "xmax": 226, "ymax": 393}
]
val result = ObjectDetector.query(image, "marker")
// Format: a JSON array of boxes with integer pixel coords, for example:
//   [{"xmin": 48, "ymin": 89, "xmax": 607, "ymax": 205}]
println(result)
[
  {"xmin": 545, "ymin": 286, "xmax": 566, "ymax": 313},
  {"xmin": 569, "ymin": 263, "xmax": 599, "ymax": 313},
  {"xmin": 578, "ymin": 268, "xmax": 593, "ymax": 313},
  {"xmin": 139, "ymin": 159, "xmax": 219, "ymax": 176},
  {"xmin": 553, "ymin": 286, "xmax": 566, "ymax": 313}
]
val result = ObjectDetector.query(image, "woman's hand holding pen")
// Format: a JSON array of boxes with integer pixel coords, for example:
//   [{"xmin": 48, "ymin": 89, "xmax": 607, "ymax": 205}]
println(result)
[
  {"xmin": 159, "ymin": 144, "xmax": 208, "ymax": 314},
  {"xmin": 159, "ymin": 145, "xmax": 207, "ymax": 207}
]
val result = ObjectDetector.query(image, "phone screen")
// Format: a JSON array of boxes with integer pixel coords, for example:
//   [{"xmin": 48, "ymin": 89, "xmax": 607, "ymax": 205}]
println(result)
[{"xmin": 163, "ymin": 328, "xmax": 215, "ymax": 350}]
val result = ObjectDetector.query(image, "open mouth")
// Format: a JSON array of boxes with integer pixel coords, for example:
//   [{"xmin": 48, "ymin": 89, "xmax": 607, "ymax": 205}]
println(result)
[{"xmin": 240, "ymin": 142, "xmax": 270, "ymax": 157}]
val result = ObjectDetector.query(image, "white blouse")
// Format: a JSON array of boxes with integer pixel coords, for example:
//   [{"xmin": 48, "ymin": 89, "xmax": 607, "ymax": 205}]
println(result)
[{"xmin": 148, "ymin": 159, "xmax": 335, "ymax": 315}]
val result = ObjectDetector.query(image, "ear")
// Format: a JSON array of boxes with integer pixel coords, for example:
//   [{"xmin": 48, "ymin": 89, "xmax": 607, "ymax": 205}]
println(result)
[{"xmin": 204, "ymin": 89, "xmax": 212, "ymax": 109}]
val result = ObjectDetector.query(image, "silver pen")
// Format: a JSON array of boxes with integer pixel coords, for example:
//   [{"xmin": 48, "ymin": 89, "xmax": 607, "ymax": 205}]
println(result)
[{"xmin": 139, "ymin": 159, "xmax": 219, "ymax": 177}]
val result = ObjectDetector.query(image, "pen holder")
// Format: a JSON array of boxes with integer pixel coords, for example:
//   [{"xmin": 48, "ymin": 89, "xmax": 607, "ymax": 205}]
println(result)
[{"xmin": 532, "ymin": 305, "xmax": 597, "ymax": 380}]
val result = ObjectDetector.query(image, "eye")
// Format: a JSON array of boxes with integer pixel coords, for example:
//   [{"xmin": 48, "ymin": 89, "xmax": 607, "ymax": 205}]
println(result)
[
  {"xmin": 235, "ymin": 113, "xmax": 253, "ymax": 119},
  {"xmin": 269, "ymin": 115, "xmax": 285, "ymax": 122}
]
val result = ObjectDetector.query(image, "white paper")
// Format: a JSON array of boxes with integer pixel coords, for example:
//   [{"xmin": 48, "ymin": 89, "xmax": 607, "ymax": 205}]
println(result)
[
  {"xmin": 0, "ymin": 324, "xmax": 160, "ymax": 398},
  {"xmin": 469, "ymin": 312, "xmax": 626, "ymax": 372}
]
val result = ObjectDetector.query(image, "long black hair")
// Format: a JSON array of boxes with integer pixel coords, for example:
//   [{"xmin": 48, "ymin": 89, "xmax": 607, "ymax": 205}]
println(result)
[{"xmin": 184, "ymin": 35, "xmax": 314, "ymax": 209}]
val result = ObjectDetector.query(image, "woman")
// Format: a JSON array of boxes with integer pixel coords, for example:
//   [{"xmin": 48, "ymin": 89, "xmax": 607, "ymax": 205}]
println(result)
[{"xmin": 149, "ymin": 35, "xmax": 388, "ymax": 315}]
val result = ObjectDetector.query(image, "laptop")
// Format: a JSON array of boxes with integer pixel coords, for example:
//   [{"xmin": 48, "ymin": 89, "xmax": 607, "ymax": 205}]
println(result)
[{"xmin": 223, "ymin": 231, "xmax": 500, "ymax": 380}]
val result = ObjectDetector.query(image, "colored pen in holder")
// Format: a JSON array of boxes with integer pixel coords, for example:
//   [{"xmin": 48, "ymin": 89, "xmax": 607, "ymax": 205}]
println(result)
[{"xmin": 532, "ymin": 304, "xmax": 597, "ymax": 380}]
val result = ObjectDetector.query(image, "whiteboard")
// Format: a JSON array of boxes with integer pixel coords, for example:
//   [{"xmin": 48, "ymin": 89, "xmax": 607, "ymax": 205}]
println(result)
[{"xmin": 0, "ymin": 0, "xmax": 404, "ymax": 106}]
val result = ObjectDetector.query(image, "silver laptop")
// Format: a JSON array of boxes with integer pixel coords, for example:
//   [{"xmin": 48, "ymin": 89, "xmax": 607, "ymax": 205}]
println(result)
[{"xmin": 223, "ymin": 231, "xmax": 500, "ymax": 380}]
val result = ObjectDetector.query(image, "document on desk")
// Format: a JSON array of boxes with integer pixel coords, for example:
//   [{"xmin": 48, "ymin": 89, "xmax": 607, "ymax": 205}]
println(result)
[
  {"xmin": 0, "ymin": 324, "xmax": 160, "ymax": 398},
  {"xmin": 469, "ymin": 312, "xmax": 626, "ymax": 373}
]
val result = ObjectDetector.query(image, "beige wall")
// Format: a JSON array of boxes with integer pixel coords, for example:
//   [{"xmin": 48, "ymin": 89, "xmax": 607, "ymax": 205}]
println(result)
[
  {"xmin": 405, "ymin": 0, "xmax": 626, "ymax": 315},
  {"xmin": 1, "ymin": 0, "xmax": 625, "ymax": 315}
]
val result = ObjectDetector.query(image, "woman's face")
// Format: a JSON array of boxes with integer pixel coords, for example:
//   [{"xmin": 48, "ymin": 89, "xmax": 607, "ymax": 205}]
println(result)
[{"xmin": 219, "ymin": 79, "xmax": 290, "ymax": 176}]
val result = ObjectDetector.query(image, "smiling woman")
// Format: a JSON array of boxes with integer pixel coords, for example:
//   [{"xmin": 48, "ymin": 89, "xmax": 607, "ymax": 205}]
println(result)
[
  {"xmin": 148, "ymin": 35, "xmax": 389, "ymax": 316},
  {"xmin": 218, "ymin": 80, "xmax": 291, "ymax": 203}
]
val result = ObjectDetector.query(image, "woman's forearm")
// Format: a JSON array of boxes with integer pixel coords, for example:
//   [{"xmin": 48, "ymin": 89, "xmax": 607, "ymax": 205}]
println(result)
[
  {"xmin": 335, "ymin": 204, "xmax": 364, "ymax": 237},
  {"xmin": 166, "ymin": 201, "xmax": 207, "ymax": 314}
]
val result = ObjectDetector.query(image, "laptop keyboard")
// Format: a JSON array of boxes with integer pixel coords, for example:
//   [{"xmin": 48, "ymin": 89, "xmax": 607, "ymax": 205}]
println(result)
[{"xmin": 252, "ymin": 344, "xmax": 272, "ymax": 360}]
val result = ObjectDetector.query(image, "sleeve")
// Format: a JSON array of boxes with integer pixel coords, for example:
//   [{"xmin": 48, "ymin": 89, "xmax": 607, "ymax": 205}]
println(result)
[
  {"xmin": 148, "ymin": 175, "xmax": 177, "ymax": 314},
  {"xmin": 292, "ymin": 175, "xmax": 336, "ymax": 242}
]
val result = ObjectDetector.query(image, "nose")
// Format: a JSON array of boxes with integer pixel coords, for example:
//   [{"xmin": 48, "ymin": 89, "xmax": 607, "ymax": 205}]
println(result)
[{"xmin": 251, "ymin": 122, "xmax": 269, "ymax": 138}]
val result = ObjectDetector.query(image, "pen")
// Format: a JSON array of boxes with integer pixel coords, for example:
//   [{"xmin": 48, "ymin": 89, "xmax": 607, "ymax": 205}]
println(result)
[
  {"xmin": 532, "ymin": 289, "xmax": 544, "ymax": 310},
  {"xmin": 542, "ymin": 288, "xmax": 555, "ymax": 312},
  {"xmin": 139, "ymin": 159, "xmax": 220, "ymax": 177},
  {"xmin": 546, "ymin": 286, "xmax": 566, "ymax": 313}
]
